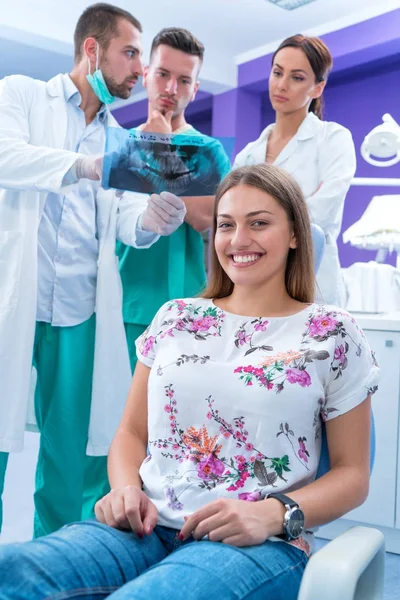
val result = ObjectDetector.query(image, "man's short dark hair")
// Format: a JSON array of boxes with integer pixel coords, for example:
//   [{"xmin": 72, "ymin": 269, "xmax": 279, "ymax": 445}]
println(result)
[
  {"xmin": 74, "ymin": 2, "xmax": 142, "ymax": 62},
  {"xmin": 150, "ymin": 27, "xmax": 204, "ymax": 62}
]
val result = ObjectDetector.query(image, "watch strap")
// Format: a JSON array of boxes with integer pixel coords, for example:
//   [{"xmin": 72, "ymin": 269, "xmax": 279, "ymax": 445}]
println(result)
[
  {"xmin": 268, "ymin": 493, "xmax": 304, "ymax": 541},
  {"xmin": 268, "ymin": 492, "xmax": 299, "ymax": 509}
]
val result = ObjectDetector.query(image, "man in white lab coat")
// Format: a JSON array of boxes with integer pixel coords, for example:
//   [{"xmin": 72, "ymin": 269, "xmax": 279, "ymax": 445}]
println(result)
[{"xmin": 0, "ymin": 2, "xmax": 186, "ymax": 537}]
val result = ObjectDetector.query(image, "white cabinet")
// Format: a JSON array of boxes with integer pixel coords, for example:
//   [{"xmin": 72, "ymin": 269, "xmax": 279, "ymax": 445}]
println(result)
[
  {"xmin": 345, "ymin": 329, "xmax": 400, "ymax": 528},
  {"xmin": 317, "ymin": 312, "xmax": 400, "ymax": 553}
]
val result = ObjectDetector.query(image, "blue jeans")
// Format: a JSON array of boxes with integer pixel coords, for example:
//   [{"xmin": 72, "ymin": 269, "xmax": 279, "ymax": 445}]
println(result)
[{"xmin": 0, "ymin": 519, "xmax": 308, "ymax": 599}]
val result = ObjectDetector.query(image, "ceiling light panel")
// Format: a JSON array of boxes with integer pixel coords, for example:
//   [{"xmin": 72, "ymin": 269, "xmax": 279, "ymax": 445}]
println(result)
[{"xmin": 267, "ymin": 0, "xmax": 316, "ymax": 10}]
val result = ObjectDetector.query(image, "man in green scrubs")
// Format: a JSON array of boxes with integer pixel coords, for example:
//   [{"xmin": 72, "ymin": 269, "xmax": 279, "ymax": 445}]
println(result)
[{"xmin": 117, "ymin": 27, "xmax": 231, "ymax": 371}]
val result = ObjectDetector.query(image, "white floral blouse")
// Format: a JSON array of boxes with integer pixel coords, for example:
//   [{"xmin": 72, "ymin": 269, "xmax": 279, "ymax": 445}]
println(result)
[{"xmin": 136, "ymin": 298, "xmax": 379, "ymax": 553}]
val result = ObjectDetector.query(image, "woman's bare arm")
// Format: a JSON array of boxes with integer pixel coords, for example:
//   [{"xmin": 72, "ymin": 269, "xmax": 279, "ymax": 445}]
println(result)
[
  {"xmin": 107, "ymin": 361, "xmax": 151, "ymax": 490},
  {"xmin": 278, "ymin": 396, "xmax": 371, "ymax": 529}
]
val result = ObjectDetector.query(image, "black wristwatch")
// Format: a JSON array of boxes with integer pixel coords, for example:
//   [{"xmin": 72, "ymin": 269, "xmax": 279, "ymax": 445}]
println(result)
[{"xmin": 268, "ymin": 492, "xmax": 305, "ymax": 541}]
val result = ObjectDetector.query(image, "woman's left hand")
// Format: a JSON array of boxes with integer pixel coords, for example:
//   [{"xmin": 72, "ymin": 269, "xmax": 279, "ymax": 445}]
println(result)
[{"xmin": 179, "ymin": 498, "xmax": 284, "ymax": 547}]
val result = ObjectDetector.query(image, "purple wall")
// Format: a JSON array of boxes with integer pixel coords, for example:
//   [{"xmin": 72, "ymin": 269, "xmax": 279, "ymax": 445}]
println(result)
[
  {"xmin": 212, "ymin": 89, "xmax": 262, "ymax": 156},
  {"xmin": 237, "ymin": 9, "xmax": 400, "ymax": 90},
  {"xmin": 323, "ymin": 64, "xmax": 400, "ymax": 268},
  {"xmin": 189, "ymin": 110, "xmax": 212, "ymax": 135}
]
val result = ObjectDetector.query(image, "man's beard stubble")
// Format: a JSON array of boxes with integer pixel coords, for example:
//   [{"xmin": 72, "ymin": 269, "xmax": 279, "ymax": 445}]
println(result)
[
  {"xmin": 101, "ymin": 57, "xmax": 137, "ymax": 100},
  {"xmin": 103, "ymin": 72, "xmax": 134, "ymax": 100}
]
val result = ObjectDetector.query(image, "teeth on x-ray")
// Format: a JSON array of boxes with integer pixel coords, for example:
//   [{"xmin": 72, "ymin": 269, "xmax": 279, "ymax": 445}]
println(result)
[{"xmin": 102, "ymin": 128, "xmax": 233, "ymax": 196}]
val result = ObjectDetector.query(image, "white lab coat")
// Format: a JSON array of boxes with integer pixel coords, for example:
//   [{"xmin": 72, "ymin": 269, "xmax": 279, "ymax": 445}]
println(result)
[
  {"xmin": 233, "ymin": 112, "xmax": 356, "ymax": 305},
  {"xmin": 0, "ymin": 74, "xmax": 156, "ymax": 456}
]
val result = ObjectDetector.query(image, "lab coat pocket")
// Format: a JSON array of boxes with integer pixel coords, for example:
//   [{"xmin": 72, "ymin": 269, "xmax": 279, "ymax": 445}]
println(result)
[{"xmin": 0, "ymin": 230, "xmax": 24, "ymax": 307}]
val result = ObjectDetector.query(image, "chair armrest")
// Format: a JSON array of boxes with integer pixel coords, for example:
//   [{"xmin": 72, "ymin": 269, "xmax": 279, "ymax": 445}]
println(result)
[{"xmin": 297, "ymin": 526, "xmax": 385, "ymax": 600}]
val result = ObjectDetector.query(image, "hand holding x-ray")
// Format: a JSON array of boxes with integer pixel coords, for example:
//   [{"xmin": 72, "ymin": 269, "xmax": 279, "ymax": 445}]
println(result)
[
  {"xmin": 140, "ymin": 191, "xmax": 187, "ymax": 236},
  {"xmin": 102, "ymin": 128, "xmax": 234, "ymax": 197},
  {"xmin": 74, "ymin": 154, "xmax": 103, "ymax": 181}
]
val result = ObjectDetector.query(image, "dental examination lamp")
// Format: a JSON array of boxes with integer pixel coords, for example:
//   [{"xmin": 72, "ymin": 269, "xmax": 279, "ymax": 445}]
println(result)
[{"xmin": 361, "ymin": 114, "xmax": 400, "ymax": 168}]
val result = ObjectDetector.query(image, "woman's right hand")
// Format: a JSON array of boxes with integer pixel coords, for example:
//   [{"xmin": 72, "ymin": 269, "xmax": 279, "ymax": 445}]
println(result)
[{"xmin": 94, "ymin": 485, "xmax": 158, "ymax": 536}]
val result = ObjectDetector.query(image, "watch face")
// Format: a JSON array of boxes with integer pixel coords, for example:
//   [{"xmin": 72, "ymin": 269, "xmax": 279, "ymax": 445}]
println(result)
[{"xmin": 287, "ymin": 508, "xmax": 305, "ymax": 539}]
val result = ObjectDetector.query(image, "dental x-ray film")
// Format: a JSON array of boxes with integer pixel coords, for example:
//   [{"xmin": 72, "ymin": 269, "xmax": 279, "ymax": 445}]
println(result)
[{"xmin": 102, "ymin": 128, "xmax": 234, "ymax": 196}]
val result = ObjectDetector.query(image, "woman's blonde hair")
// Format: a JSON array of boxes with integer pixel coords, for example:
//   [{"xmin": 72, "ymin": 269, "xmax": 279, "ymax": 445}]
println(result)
[{"xmin": 202, "ymin": 164, "xmax": 315, "ymax": 303}]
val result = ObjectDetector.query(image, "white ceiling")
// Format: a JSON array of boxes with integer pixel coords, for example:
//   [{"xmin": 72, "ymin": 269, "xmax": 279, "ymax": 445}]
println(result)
[{"xmin": 1, "ymin": 0, "xmax": 400, "ymax": 106}]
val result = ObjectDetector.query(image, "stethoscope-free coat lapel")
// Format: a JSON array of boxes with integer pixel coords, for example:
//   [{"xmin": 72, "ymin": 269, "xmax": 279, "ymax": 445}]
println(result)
[{"xmin": 273, "ymin": 112, "xmax": 317, "ymax": 171}]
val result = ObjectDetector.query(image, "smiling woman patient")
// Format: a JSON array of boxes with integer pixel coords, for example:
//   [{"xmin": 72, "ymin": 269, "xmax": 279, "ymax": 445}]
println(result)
[{"xmin": 0, "ymin": 164, "xmax": 379, "ymax": 600}]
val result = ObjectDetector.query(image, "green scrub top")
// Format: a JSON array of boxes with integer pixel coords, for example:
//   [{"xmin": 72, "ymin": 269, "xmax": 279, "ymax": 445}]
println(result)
[
  {"xmin": 116, "ymin": 127, "xmax": 231, "ymax": 327},
  {"xmin": 117, "ymin": 223, "xmax": 207, "ymax": 326}
]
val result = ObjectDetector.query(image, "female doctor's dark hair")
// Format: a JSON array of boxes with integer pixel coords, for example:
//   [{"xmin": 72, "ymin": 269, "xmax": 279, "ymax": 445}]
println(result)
[{"xmin": 272, "ymin": 34, "xmax": 333, "ymax": 120}]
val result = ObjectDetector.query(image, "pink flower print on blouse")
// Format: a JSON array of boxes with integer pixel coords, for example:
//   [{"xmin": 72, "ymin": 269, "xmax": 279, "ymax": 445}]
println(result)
[
  {"xmin": 160, "ymin": 328, "xmax": 175, "ymax": 340},
  {"xmin": 238, "ymin": 490, "xmax": 262, "ymax": 502},
  {"xmin": 141, "ymin": 335, "xmax": 155, "ymax": 357},
  {"xmin": 190, "ymin": 315, "xmax": 218, "ymax": 334},
  {"xmin": 303, "ymin": 308, "xmax": 359, "ymax": 360},
  {"xmin": 163, "ymin": 302, "xmax": 225, "ymax": 341},
  {"xmin": 254, "ymin": 320, "xmax": 269, "ymax": 332},
  {"xmin": 235, "ymin": 340, "xmax": 335, "ymax": 393},
  {"xmin": 235, "ymin": 349, "xmax": 318, "ymax": 393},
  {"xmin": 197, "ymin": 455, "xmax": 225, "ymax": 481},
  {"xmin": 174, "ymin": 300, "xmax": 188, "ymax": 314},
  {"xmin": 235, "ymin": 329, "xmax": 252, "ymax": 347},
  {"xmin": 286, "ymin": 368, "xmax": 311, "ymax": 388},
  {"xmin": 175, "ymin": 319, "xmax": 187, "ymax": 331},
  {"xmin": 226, "ymin": 458, "xmax": 251, "ymax": 491},
  {"xmin": 235, "ymin": 366, "xmax": 272, "ymax": 386},
  {"xmin": 334, "ymin": 344, "xmax": 347, "ymax": 366},
  {"xmin": 297, "ymin": 437, "xmax": 310, "ymax": 463},
  {"xmin": 234, "ymin": 320, "xmax": 273, "ymax": 355},
  {"xmin": 302, "ymin": 306, "xmax": 371, "ymax": 382},
  {"xmin": 309, "ymin": 314, "xmax": 339, "ymax": 338},
  {"xmin": 331, "ymin": 340, "xmax": 351, "ymax": 380},
  {"xmin": 277, "ymin": 423, "xmax": 310, "ymax": 472}
]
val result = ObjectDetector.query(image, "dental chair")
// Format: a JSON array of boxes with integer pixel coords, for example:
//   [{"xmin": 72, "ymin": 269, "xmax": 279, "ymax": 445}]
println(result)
[{"xmin": 297, "ymin": 225, "xmax": 385, "ymax": 600}]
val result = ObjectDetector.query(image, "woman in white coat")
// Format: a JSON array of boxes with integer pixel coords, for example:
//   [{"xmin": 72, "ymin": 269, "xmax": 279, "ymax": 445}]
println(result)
[{"xmin": 233, "ymin": 34, "xmax": 356, "ymax": 306}]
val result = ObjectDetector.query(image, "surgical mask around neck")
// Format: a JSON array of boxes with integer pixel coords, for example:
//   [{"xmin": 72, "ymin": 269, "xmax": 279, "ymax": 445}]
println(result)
[{"xmin": 86, "ymin": 43, "xmax": 115, "ymax": 105}]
